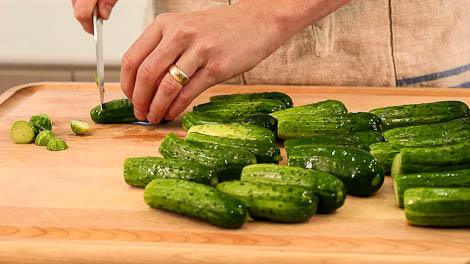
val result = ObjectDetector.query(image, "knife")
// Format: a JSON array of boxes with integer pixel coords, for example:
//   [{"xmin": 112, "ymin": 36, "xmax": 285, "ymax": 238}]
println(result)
[{"xmin": 93, "ymin": 6, "xmax": 105, "ymax": 109}]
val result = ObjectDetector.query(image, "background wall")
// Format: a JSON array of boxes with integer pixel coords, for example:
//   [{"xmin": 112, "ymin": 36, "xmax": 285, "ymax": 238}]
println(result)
[{"xmin": 0, "ymin": 0, "xmax": 148, "ymax": 93}]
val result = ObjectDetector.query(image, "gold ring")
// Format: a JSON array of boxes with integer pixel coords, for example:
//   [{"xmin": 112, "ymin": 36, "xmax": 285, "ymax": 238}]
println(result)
[{"xmin": 169, "ymin": 65, "xmax": 190, "ymax": 86}]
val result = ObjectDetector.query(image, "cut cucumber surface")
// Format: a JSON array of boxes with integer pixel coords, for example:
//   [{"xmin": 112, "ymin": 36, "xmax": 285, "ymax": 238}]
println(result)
[
  {"xmin": 10, "ymin": 121, "xmax": 36, "ymax": 144},
  {"xmin": 70, "ymin": 120, "xmax": 90, "ymax": 135},
  {"xmin": 47, "ymin": 138, "xmax": 68, "ymax": 151},
  {"xmin": 35, "ymin": 130, "xmax": 55, "ymax": 146}
]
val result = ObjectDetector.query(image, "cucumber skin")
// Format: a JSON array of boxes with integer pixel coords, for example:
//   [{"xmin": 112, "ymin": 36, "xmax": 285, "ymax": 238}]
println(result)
[
  {"xmin": 284, "ymin": 131, "xmax": 384, "ymax": 151},
  {"xmin": 369, "ymin": 142, "xmax": 401, "ymax": 173},
  {"xmin": 193, "ymin": 99, "xmax": 287, "ymax": 117},
  {"xmin": 240, "ymin": 164, "xmax": 346, "ymax": 214},
  {"xmin": 10, "ymin": 121, "xmax": 36, "ymax": 144},
  {"xmin": 187, "ymin": 123, "xmax": 276, "ymax": 143},
  {"xmin": 270, "ymin": 100, "xmax": 347, "ymax": 119},
  {"xmin": 30, "ymin": 114, "xmax": 52, "ymax": 134},
  {"xmin": 182, "ymin": 112, "xmax": 277, "ymax": 132},
  {"xmin": 393, "ymin": 168, "xmax": 470, "ymax": 208},
  {"xmin": 277, "ymin": 112, "xmax": 381, "ymax": 140},
  {"xmin": 287, "ymin": 145, "xmax": 384, "ymax": 197},
  {"xmin": 47, "ymin": 138, "xmax": 68, "ymax": 151},
  {"xmin": 404, "ymin": 187, "xmax": 470, "ymax": 227},
  {"xmin": 35, "ymin": 130, "xmax": 55, "ymax": 146},
  {"xmin": 383, "ymin": 117, "xmax": 470, "ymax": 145},
  {"xmin": 370, "ymin": 101, "xmax": 469, "ymax": 130},
  {"xmin": 210, "ymin": 92, "xmax": 293, "ymax": 108},
  {"xmin": 216, "ymin": 181, "xmax": 318, "ymax": 223},
  {"xmin": 144, "ymin": 179, "xmax": 247, "ymax": 229},
  {"xmin": 124, "ymin": 157, "xmax": 215, "ymax": 187},
  {"xmin": 399, "ymin": 141, "xmax": 470, "ymax": 167},
  {"xmin": 90, "ymin": 99, "xmax": 138, "ymax": 124},
  {"xmin": 185, "ymin": 133, "xmax": 282, "ymax": 163},
  {"xmin": 159, "ymin": 133, "xmax": 257, "ymax": 182}
]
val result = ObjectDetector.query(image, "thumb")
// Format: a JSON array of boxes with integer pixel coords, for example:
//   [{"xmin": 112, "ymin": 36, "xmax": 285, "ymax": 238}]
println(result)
[{"xmin": 98, "ymin": 0, "xmax": 118, "ymax": 20}]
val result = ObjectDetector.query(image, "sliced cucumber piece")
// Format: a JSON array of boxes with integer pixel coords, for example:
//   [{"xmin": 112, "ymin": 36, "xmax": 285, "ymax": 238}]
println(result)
[
  {"xmin": 35, "ymin": 130, "xmax": 55, "ymax": 146},
  {"xmin": 70, "ymin": 120, "xmax": 90, "ymax": 135},
  {"xmin": 10, "ymin": 121, "xmax": 35, "ymax": 144},
  {"xmin": 30, "ymin": 114, "xmax": 52, "ymax": 133},
  {"xmin": 47, "ymin": 138, "xmax": 68, "ymax": 151}
]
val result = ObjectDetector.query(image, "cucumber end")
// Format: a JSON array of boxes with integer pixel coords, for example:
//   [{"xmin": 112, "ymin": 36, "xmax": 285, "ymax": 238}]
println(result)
[
  {"xmin": 47, "ymin": 138, "xmax": 68, "ymax": 151},
  {"xmin": 10, "ymin": 120, "xmax": 35, "ymax": 144},
  {"xmin": 35, "ymin": 130, "xmax": 55, "ymax": 146},
  {"xmin": 70, "ymin": 120, "xmax": 90, "ymax": 135}
]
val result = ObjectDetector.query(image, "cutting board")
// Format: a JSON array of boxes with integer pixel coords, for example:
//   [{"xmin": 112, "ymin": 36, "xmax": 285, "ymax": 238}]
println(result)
[{"xmin": 0, "ymin": 82, "xmax": 469, "ymax": 264}]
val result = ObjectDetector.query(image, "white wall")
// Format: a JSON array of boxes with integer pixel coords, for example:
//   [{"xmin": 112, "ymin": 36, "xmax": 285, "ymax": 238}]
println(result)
[{"xmin": 0, "ymin": 0, "xmax": 148, "ymax": 66}]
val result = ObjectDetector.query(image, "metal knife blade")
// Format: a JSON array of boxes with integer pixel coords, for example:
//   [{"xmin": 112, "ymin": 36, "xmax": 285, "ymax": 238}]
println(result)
[{"xmin": 93, "ymin": 7, "xmax": 105, "ymax": 109}]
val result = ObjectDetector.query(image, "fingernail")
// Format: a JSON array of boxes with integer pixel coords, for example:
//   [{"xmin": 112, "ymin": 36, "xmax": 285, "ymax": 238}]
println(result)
[{"xmin": 147, "ymin": 113, "xmax": 156, "ymax": 123}]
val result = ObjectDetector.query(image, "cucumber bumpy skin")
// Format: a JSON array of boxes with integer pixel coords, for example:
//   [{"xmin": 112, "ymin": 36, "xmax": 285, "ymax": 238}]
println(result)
[
  {"xmin": 193, "ymin": 99, "xmax": 287, "ymax": 117},
  {"xmin": 70, "ymin": 120, "xmax": 90, "ymax": 135},
  {"xmin": 47, "ymin": 138, "xmax": 68, "ymax": 151},
  {"xmin": 181, "ymin": 111, "xmax": 277, "ymax": 132},
  {"xmin": 284, "ymin": 131, "xmax": 384, "ymax": 151},
  {"xmin": 210, "ymin": 92, "xmax": 294, "ymax": 108},
  {"xmin": 187, "ymin": 123, "xmax": 276, "ymax": 143},
  {"xmin": 35, "ymin": 130, "xmax": 55, "ymax": 146},
  {"xmin": 144, "ymin": 179, "xmax": 247, "ymax": 229},
  {"xmin": 29, "ymin": 114, "xmax": 52, "ymax": 134},
  {"xmin": 404, "ymin": 187, "xmax": 470, "ymax": 227},
  {"xmin": 10, "ymin": 120, "xmax": 36, "ymax": 144},
  {"xmin": 124, "ymin": 157, "xmax": 216, "ymax": 187},
  {"xmin": 217, "ymin": 180, "xmax": 318, "ymax": 223},
  {"xmin": 270, "ymin": 100, "xmax": 348, "ymax": 119},
  {"xmin": 240, "ymin": 164, "xmax": 346, "ymax": 214}
]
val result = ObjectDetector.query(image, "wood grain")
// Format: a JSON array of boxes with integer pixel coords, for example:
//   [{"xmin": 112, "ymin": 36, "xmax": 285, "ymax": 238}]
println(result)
[{"xmin": 0, "ymin": 82, "xmax": 469, "ymax": 264}]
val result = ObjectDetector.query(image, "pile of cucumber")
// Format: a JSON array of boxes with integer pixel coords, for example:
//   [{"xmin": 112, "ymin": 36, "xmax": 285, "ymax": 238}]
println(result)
[{"xmin": 369, "ymin": 101, "xmax": 470, "ymax": 227}]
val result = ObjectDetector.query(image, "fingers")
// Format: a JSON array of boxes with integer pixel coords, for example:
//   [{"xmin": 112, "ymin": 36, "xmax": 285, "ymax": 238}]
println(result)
[
  {"xmin": 73, "ymin": 0, "xmax": 97, "ymax": 34},
  {"xmin": 98, "ymin": 0, "xmax": 118, "ymax": 20},
  {"xmin": 147, "ymin": 51, "xmax": 203, "ymax": 123},
  {"xmin": 130, "ymin": 39, "xmax": 184, "ymax": 120},
  {"xmin": 120, "ymin": 22, "xmax": 163, "ymax": 100}
]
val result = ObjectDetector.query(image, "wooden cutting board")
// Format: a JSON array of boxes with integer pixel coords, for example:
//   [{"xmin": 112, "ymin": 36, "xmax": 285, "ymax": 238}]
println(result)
[{"xmin": 0, "ymin": 82, "xmax": 469, "ymax": 264}]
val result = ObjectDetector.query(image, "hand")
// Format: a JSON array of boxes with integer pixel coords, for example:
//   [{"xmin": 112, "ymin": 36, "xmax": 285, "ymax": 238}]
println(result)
[
  {"xmin": 71, "ymin": 0, "xmax": 118, "ymax": 34},
  {"xmin": 121, "ymin": 0, "xmax": 349, "ymax": 123}
]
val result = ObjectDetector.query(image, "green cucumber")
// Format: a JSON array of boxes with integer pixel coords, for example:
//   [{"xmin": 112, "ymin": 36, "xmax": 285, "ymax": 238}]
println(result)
[
  {"xmin": 181, "ymin": 112, "xmax": 277, "ymax": 131},
  {"xmin": 369, "ymin": 142, "xmax": 401, "ymax": 173},
  {"xmin": 29, "ymin": 114, "xmax": 52, "ymax": 134},
  {"xmin": 159, "ymin": 133, "xmax": 257, "ymax": 181},
  {"xmin": 193, "ymin": 99, "xmax": 287, "ymax": 117},
  {"xmin": 144, "ymin": 179, "xmax": 247, "ymax": 229},
  {"xmin": 90, "ymin": 99, "xmax": 138, "ymax": 123},
  {"xmin": 287, "ymin": 145, "xmax": 384, "ymax": 196},
  {"xmin": 210, "ymin": 92, "xmax": 293, "ymax": 108},
  {"xmin": 124, "ymin": 157, "xmax": 215, "ymax": 187},
  {"xmin": 187, "ymin": 123, "xmax": 275, "ymax": 143},
  {"xmin": 277, "ymin": 112, "xmax": 381, "ymax": 140},
  {"xmin": 216, "ymin": 180, "xmax": 318, "ymax": 223},
  {"xmin": 34, "ymin": 130, "xmax": 55, "ymax": 146},
  {"xmin": 240, "ymin": 164, "xmax": 346, "ymax": 213},
  {"xmin": 393, "ymin": 169, "xmax": 470, "ymax": 208},
  {"xmin": 70, "ymin": 120, "xmax": 90, "ymax": 135},
  {"xmin": 383, "ymin": 117, "xmax": 470, "ymax": 146},
  {"xmin": 185, "ymin": 133, "xmax": 281, "ymax": 163},
  {"xmin": 10, "ymin": 121, "xmax": 36, "ymax": 144},
  {"xmin": 284, "ymin": 131, "xmax": 384, "ymax": 151},
  {"xmin": 404, "ymin": 187, "xmax": 470, "ymax": 227},
  {"xmin": 47, "ymin": 138, "xmax": 68, "ymax": 151},
  {"xmin": 270, "ymin": 100, "xmax": 347, "ymax": 119},
  {"xmin": 370, "ymin": 101, "xmax": 469, "ymax": 130}
]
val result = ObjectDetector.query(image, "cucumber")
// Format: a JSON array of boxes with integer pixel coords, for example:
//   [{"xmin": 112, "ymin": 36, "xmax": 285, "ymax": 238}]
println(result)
[
  {"xmin": 287, "ymin": 145, "xmax": 384, "ymax": 196},
  {"xmin": 369, "ymin": 142, "xmax": 401, "ymax": 173},
  {"xmin": 187, "ymin": 123, "xmax": 275, "ymax": 143},
  {"xmin": 34, "ymin": 130, "xmax": 55, "ymax": 146},
  {"xmin": 185, "ymin": 133, "xmax": 282, "ymax": 163},
  {"xmin": 90, "ymin": 99, "xmax": 138, "ymax": 123},
  {"xmin": 124, "ymin": 157, "xmax": 216, "ymax": 187},
  {"xmin": 29, "ymin": 114, "xmax": 52, "ymax": 134},
  {"xmin": 240, "ymin": 164, "xmax": 346, "ymax": 213},
  {"xmin": 370, "ymin": 101, "xmax": 469, "ymax": 130},
  {"xmin": 383, "ymin": 117, "xmax": 470, "ymax": 146},
  {"xmin": 182, "ymin": 112, "xmax": 277, "ymax": 131},
  {"xmin": 10, "ymin": 121, "xmax": 36, "ymax": 144},
  {"xmin": 70, "ymin": 120, "xmax": 90, "ymax": 135},
  {"xmin": 47, "ymin": 138, "xmax": 68, "ymax": 151},
  {"xmin": 404, "ymin": 187, "xmax": 470, "ymax": 227},
  {"xmin": 393, "ymin": 169, "xmax": 470, "ymax": 208},
  {"xmin": 216, "ymin": 180, "xmax": 318, "ymax": 222},
  {"xmin": 277, "ymin": 112, "xmax": 381, "ymax": 140},
  {"xmin": 270, "ymin": 100, "xmax": 347, "ymax": 119},
  {"xmin": 210, "ymin": 92, "xmax": 293, "ymax": 108},
  {"xmin": 193, "ymin": 99, "xmax": 287, "ymax": 117},
  {"xmin": 159, "ymin": 133, "xmax": 257, "ymax": 181},
  {"xmin": 284, "ymin": 131, "xmax": 384, "ymax": 151},
  {"xmin": 144, "ymin": 179, "xmax": 247, "ymax": 229}
]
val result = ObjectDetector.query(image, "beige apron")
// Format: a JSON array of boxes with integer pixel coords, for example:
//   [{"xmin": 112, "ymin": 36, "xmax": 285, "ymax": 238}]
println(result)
[{"xmin": 145, "ymin": 0, "xmax": 470, "ymax": 88}]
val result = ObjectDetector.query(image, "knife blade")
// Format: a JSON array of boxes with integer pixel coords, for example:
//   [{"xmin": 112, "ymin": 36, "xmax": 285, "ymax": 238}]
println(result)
[{"xmin": 93, "ymin": 7, "xmax": 105, "ymax": 109}]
